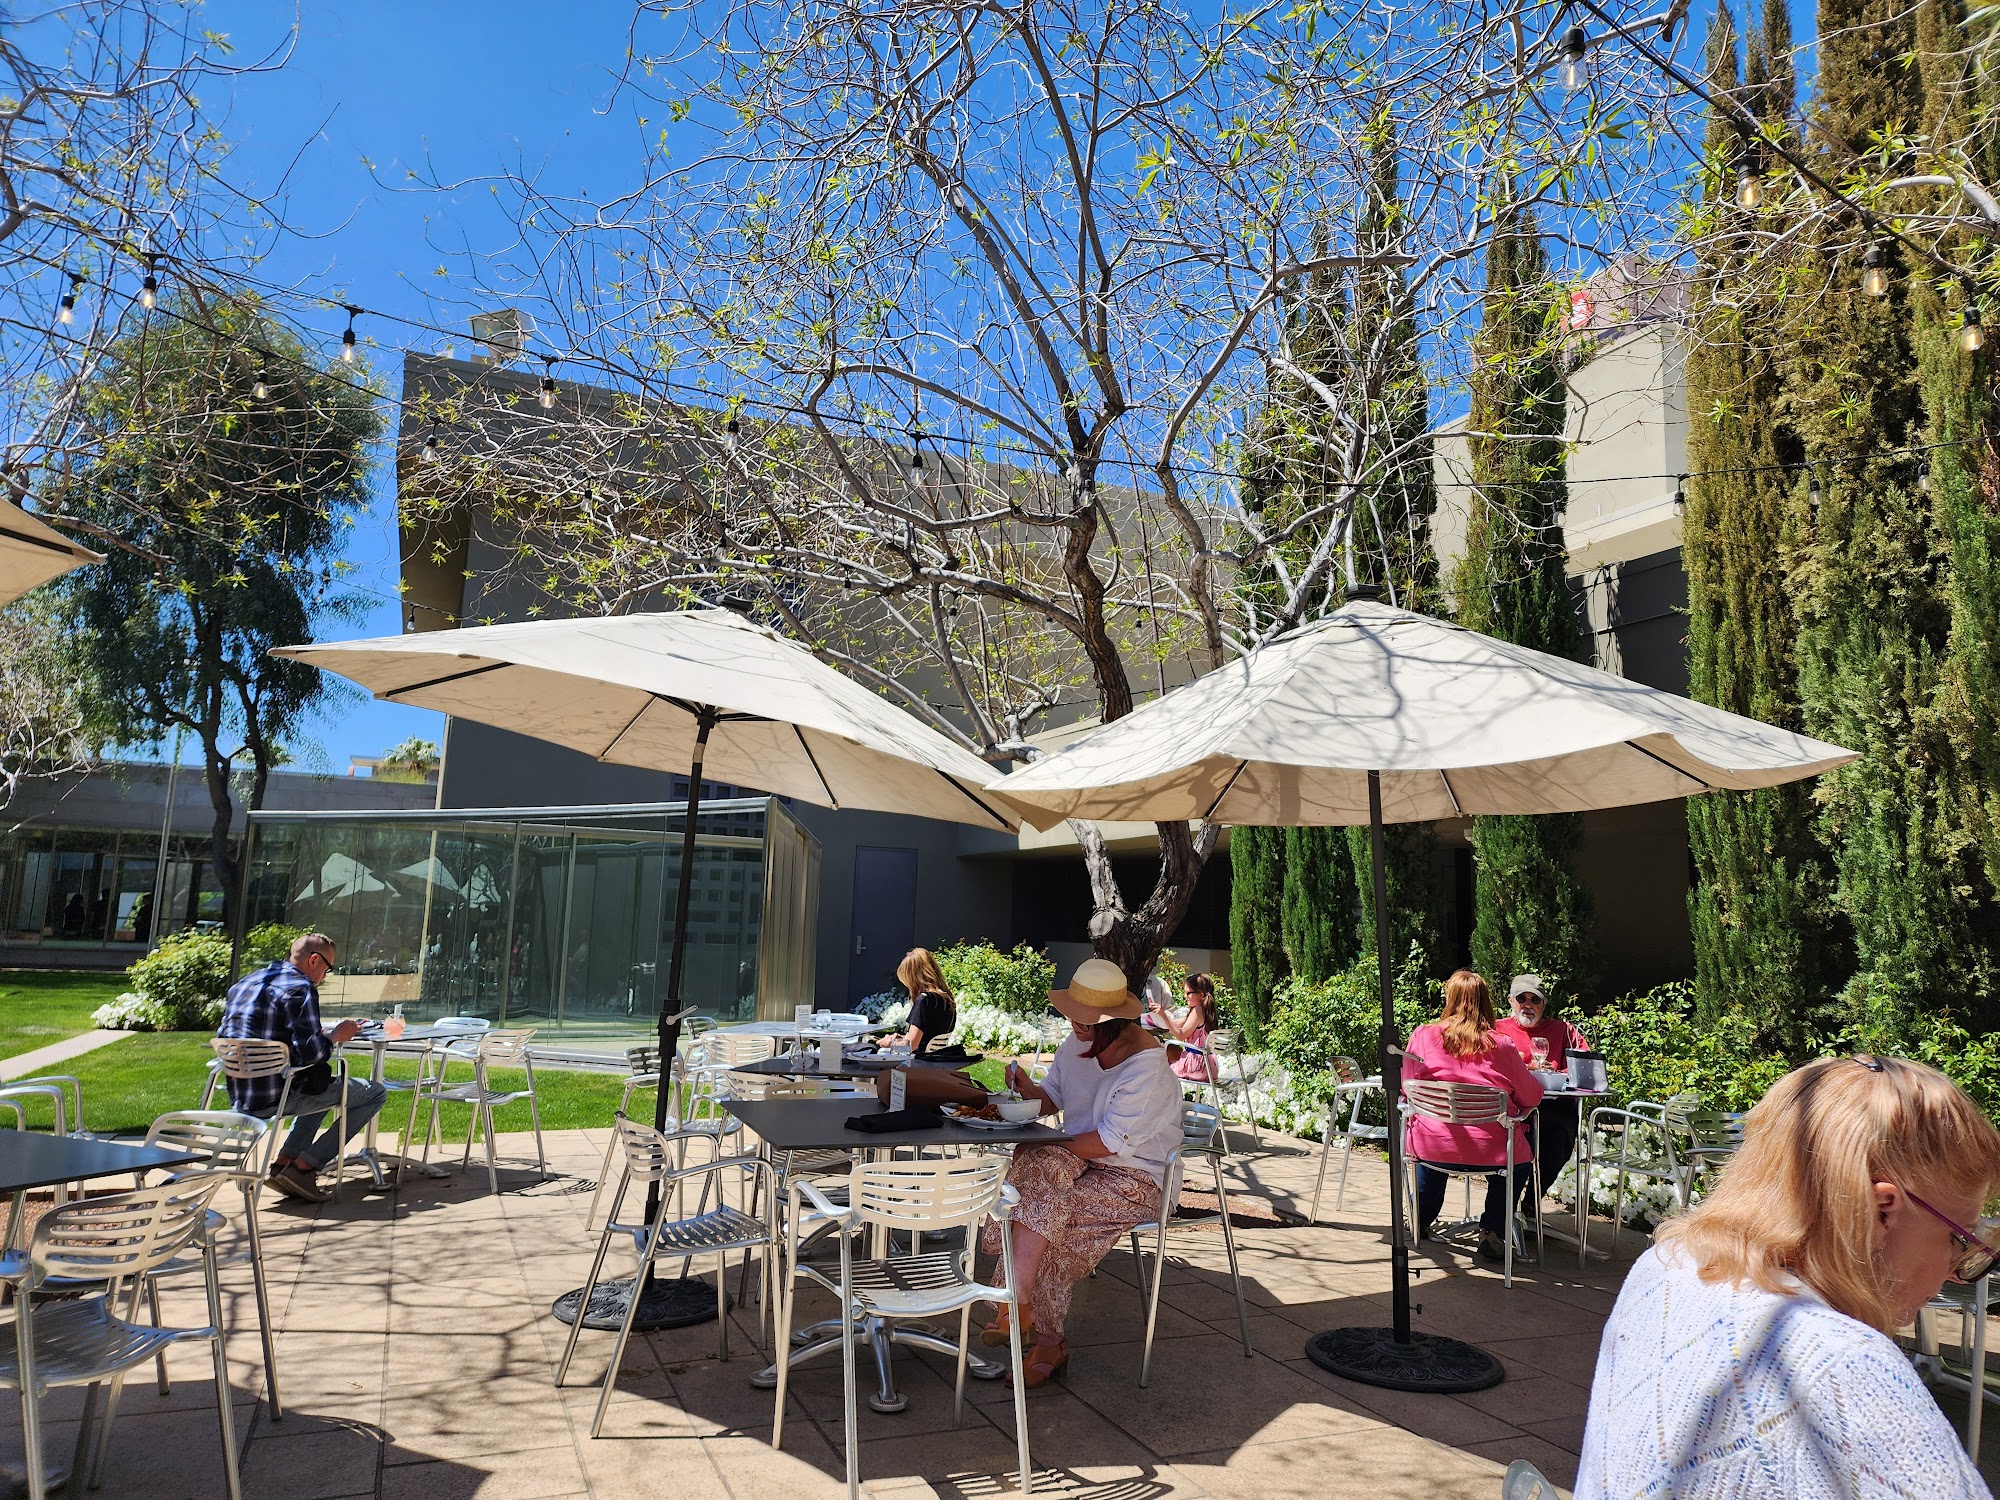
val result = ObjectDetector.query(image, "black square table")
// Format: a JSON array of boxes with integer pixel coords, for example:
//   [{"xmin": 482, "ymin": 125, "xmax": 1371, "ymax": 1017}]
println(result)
[
  {"xmin": 0, "ymin": 1134, "xmax": 201, "ymax": 1199},
  {"xmin": 723, "ymin": 1095, "xmax": 1072, "ymax": 1413}
]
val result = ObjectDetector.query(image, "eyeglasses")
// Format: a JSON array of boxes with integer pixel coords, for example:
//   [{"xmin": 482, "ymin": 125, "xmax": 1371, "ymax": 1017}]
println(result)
[{"xmin": 1903, "ymin": 1188, "xmax": 2000, "ymax": 1284}]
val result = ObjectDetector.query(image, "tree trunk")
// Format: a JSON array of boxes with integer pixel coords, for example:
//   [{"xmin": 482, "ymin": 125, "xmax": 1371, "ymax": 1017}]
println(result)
[{"xmin": 1072, "ymin": 817, "xmax": 1219, "ymax": 984}]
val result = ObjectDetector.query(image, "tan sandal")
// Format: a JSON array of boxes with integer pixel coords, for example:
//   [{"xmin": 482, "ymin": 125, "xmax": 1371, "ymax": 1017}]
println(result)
[
  {"xmin": 1011, "ymin": 1339, "xmax": 1068, "ymax": 1388},
  {"xmin": 980, "ymin": 1305, "xmax": 1030, "ymax": 1347}
]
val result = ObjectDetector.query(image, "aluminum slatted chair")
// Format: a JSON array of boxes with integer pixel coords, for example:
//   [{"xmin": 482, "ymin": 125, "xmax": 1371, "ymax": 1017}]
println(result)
[
  {"xmin": 380, "ymin": 1015, "xmax": 494, "ymax": 1163},
  {"xmin": 420, "ymin": 1028, "xmax": 547, "ymax": 1194},
  {"xmin": 1205, "ymin": 1030, "xmax": 1261, "ymax": 1148},
  {"xmin": 0, "ymin": 1178, "xmax": 239, "ymax": 1500},
  {"xmin": 1914, "ymin": 1273, "xmax": 2000, "ymax": 1460},
  {"xmin": 1575, "ymin": 1097, "xmax": 1680, "ymax": 1265},
  {"xmin": 202, "ymin": 1037, "xmax": 351, "ymax": 1197},
  {"xmin": 1402, "ymin": 1079, "xmax": 1541, "ymax": 1288},
  {"xmin": 555, "ymin": 1114, "xmax": 776, "ymax": 1438},
  {"xmin": 583, "ymin": 1049, "xmax": 684, "ymax": 1232},
  {"xmin": 1663, "ymin": 1096, "xmax": 1746, "ymax": 1208},
  {"xmin": 773, "ymin": 1156, "xmax": 1032, "ymax": 1500},
  {"xmin": 1130, "ymin": 1100, "xmax": 1252, "ymax": 1386},
  {"xmin": 1308, "ymin": 1055, "xmax": 1387, "ymax": 1222}
]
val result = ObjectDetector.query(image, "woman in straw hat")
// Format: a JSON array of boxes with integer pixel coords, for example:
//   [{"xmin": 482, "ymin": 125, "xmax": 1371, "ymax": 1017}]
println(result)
[
  {"xmin": 978, "ymin": 957, "xmax": 1185, "ymax": 1386},
  {"xmin": 1578, "ymin": 1055, "xmax": 2000, "ymax": 1499}
]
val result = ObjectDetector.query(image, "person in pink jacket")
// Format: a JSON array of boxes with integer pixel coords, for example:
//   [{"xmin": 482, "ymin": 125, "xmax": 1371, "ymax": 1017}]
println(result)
[{"xmin": 1403, "ymin": 969, "xmax": 1544, "ymax": 1262}]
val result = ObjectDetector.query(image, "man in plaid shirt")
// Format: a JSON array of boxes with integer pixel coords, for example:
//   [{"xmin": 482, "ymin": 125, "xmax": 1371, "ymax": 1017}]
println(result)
[{"xmin": 217, "ymin": 933, "xmax": 385, "ymax": 1202}]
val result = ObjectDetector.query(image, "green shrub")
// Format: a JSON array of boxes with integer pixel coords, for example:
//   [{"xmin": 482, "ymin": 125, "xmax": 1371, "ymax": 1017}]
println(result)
[
  {"xmin": 1585, "ymin": 981, "xmax": 1790, "ymax": 1113},
  {"xmin": 936, "ymin": 942, "xmax": 1057, "ymax": 1018},
  {"xmin": 243, "ymin": 922, "xmax": 306, "ymax": 968},
  {"xmin": 1264, "ymin": 944, "xmax": 1433, "ymax": 1120},
  {"xmin": 125, "ymin": 930, "xmax": 236, "ymax": 1031}
]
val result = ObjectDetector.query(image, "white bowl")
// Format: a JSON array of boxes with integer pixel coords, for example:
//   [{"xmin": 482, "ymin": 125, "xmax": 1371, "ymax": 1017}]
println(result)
[
  {"xmin": 994, "ymin": 1097, "xmax": 1040, "ymax": 1124},
  {"xmin": 1530, "ymin": 1069, "xmax": 1570, "ymax": 1091}
]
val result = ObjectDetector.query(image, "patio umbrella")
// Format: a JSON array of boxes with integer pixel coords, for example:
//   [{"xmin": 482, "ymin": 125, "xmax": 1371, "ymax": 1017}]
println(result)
[
  {"xmin": 277, "ymin": 607, "xmax": 1023, "ymax": 1327},
  {"xmin": 0, "ymin": 497, "xmax": 101, "ymax": 605},
  {"xmin": 989, "ymin": 597, "xmax": 1857, "ymax": 1392}
]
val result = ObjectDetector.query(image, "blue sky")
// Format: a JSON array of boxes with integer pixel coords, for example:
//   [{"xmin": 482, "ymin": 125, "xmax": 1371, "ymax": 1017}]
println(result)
[{"xmin": 199, "ymin": 0, "xmax": 655, "ymax": 773}]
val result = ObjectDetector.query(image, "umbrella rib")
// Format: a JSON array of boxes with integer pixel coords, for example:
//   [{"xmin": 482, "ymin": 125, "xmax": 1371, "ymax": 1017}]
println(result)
[
  {"xmin": 598, "ymin": 695, "xmax": 665, "ymax": 763},
  {"xmin": 1437, "ymin": 770, "xmax": 1465, "ymax": 818},
  {"xmin": 793, "ymin": 726, "xmax": 838, "ymax": 805},
  {"xmin": 931, "ymin": 770, "xmax": 1021, "ymax": 832},
  {"xmin": 382, "ymin": 660, "xmax": 513, "ymax": 700},
  {"xmin": 1201, "ymin": 761, "xmax": 1250, "ymax": 822},
  {"xmin": 1623, "ymin": 739, "xmax": 1714, "ymax": 790},
  {"xmin": 0, "ymin": 523, "xmax": 89, "ymax": 560}
]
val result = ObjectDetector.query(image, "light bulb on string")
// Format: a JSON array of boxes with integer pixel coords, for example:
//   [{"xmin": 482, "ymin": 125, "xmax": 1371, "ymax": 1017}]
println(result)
[
  {"xmin": 1861, "ymin": 242, "xmax": 1889, "ymax": 298},
  {"xmin": 1962, "ymin": 306, "xmax": 1984, "ymax": 352},
  {"xmin": 420, "ymin": 424, "xmax": 440, "ymax": 465},
  {"xmin": 405, "ymin": 607, "xmax": 418, "ymax": 632},
  {"xmin": 340, "ymin": 306, "xmax": 359, "ymax": 364},
  {"xmin": 1735, "ymin": 162, "xmax": 1763, "ymax": 211},
  {"xmin": 724, "ymin": 414, "xmax": 741, "ymax": 452},
  {"xmin": 1808, "ymin": 472, "xmax": 1823, "ymax": 506},
  {"xmin": 139, "ymin": 256, "xmax": 159, "ymax": 310},
  {"xmin": 56, "ymin": 272, "xmax": 82, "ymax": 325},
  {"xmin": 1918, "ymin": 460, "xmax": 1932, "ymax": 491},
  {"xmin": 1560, "ymin": 26, "xmax": 1588, "ymax": 91},
  {"xmin": 537, "ymin": 357, "xmax": 558, "ymax": 410},
  {"xmin": 252, "ymin": 364, "xmax": 271, "ymax": 401}
]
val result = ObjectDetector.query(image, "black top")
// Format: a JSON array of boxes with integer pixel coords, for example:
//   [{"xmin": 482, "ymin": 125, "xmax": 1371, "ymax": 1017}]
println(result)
[
  {"xmin": 720, "ymin": 1097, "xmax": 1072, "ymax": 1153},
  {"xmin": 0, "ymin": 1135, "xmax": 203, "ymax": 1196},
  {"xmin": 907, "ymin": 991, "xmax": 956, "ymax": 1054}
]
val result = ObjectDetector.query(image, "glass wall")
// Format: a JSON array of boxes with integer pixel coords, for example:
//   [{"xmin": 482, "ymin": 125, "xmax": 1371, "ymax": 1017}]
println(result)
[
  {"xmin": 0, "ymin": 826, "xmax": 233, "ymax": 950},
  {"xmin": 240, "ymin": 799, "xmax": 819, "ymax": 1040}
]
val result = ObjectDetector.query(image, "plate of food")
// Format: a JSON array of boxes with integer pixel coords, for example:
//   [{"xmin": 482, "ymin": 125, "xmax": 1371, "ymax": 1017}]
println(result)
[{"xmin": 941, "ymin": 1103, "xmax": 1017, "ymax": 1129}]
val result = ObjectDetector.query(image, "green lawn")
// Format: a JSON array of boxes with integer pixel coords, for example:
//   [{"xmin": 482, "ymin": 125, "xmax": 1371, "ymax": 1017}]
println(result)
[
  {"xmin": 53, "ymin": 1033, "xmax": 635, "ymax": 1141},
  {"xmin": 0, "ymin": 970, "xmax": 125, "ymax": 1061}
]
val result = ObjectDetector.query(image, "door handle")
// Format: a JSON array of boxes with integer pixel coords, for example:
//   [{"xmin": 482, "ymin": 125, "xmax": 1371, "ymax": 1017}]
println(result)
[{"xmin": 854, "ymin": 936, "xmax": 865, "ymax": 955}]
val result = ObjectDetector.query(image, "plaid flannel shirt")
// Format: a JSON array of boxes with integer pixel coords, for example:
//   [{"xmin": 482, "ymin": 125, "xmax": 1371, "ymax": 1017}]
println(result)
[{"xmin": 215, "ymin": 960, "xmax": 333, "ymax": 1114}]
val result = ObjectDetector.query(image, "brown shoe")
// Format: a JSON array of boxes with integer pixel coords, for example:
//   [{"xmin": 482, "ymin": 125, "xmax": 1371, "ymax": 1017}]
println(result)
[
  {"xmin": 1010, "ymin": 1339, "xmax": 1068, "ymax": 1389},
  {"xmin": 268, "ymin": 1163, "xmax": 330, "ymax": 1203},
  {"xmin": 980, "ymin": 1305, "xmax": 1030, "ymax": 1348}
]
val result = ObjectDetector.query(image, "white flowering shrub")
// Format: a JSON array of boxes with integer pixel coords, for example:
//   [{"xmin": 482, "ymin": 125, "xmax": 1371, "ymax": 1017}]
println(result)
[
  {"xmin": 1548, "ymin": 1152, "xmax": 1691, "ymax": 1230},
  {"xmin": 91, "ymin": 991, "xmax": 168, "ymax": 1031},
  {"xmin": 949, "ymin": 1002, "xmax": 1045, "ymax": 1055}
]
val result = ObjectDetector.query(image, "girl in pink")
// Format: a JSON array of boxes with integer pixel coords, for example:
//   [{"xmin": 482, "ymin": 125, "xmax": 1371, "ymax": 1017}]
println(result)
[
  {"xmin": 1403, "ymin": 969, "xmax": 1544, "ymax": 1262},
  {"xmin": 1146, "ymin": 972, "xmax": 1221, "ymax": 1085}
]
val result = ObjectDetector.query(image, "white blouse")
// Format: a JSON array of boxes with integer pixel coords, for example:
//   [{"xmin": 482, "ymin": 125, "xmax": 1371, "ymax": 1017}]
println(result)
[
  {"xmin": 1039, "ymin": 1035, "xmax": 1185, "ymax": 1187},
  {"xmin": 1578, "ymin": 1244, "xmax": 1989, "ymax": 1500}
]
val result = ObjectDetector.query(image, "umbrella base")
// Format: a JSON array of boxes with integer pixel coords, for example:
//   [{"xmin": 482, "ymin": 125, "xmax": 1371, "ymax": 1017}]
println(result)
[
  {"xmin": 551, "ymin": 1276, "xmax": 721, "ymax": 1332},
  {"xmin": 1304, "ymin": 1326, "xmax": 1504, "ymax": 1393}
]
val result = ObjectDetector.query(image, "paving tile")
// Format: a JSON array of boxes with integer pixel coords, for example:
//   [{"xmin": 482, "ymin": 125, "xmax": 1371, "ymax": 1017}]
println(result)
[
  {"xmin": 1461, "ymin": 1430, "xmax": 1580, "ymax": 1491},
  {"xmin": 379, "ymin": 1442, "xmax": 588, "ymax": 1499},
  {"xmin": 241, "ymin": 1422, "xmax": 385, "ymax": 1499},
  {"xmin": 1169, "ymin": 1426, "xmax": 1501, "ymax": 1500}
]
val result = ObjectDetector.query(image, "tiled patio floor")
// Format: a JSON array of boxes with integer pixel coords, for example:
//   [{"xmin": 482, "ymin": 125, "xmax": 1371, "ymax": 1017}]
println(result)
[{"xmin": 3, "ymin": 1124, "xmax": 1992, "ymax": 1499}]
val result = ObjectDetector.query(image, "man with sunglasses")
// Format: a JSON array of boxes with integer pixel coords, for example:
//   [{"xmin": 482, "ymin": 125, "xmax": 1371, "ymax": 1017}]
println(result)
[{"xmin": 216, "ymin": 932, "xmax": 386, "ymax": 1202}]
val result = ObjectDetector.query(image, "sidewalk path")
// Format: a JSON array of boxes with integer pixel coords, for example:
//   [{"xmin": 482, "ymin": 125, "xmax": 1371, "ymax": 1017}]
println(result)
[{"xmin": 0, "ymin": 1026, "xmax": 132, "ymax": 1081}]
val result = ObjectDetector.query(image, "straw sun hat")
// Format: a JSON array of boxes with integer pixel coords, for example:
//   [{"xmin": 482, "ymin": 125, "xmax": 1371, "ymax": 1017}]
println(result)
[{"xmin": 1049, "ymin": 958, "xmax": 1143, "ymax": 1024}]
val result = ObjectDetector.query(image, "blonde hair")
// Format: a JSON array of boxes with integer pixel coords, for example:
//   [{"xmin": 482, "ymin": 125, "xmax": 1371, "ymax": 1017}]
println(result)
[
  {"xmin": 1657, "ymin": 1055, "xmax": 2000, "ymax": 1333},
  {"xmin": 895, "ymin": 948, "xmax": 953, "ymax": 1004},
  {"xmin": 1438, "ymin": 970, "xmax": 1497, "ymax": 1059}
]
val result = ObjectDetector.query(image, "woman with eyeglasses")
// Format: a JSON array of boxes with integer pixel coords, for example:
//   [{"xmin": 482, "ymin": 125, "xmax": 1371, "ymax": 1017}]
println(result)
[{"xmin": 1577, "ymin": 1055, "xmax": 2000, "ymax": 1499}]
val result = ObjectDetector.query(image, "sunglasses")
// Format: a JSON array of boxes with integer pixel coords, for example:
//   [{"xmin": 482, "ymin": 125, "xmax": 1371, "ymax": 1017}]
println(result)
[{"xmin": 1904, "ymin": 1189, "xmax": 2000, "ymax": 1284}]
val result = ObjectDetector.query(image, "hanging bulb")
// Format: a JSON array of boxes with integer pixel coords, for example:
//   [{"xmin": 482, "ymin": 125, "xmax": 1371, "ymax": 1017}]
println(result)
[
  {"xmin": 419, "ymin": 424, "xmax": 440, "ymax": 465},
  {"xmin": 1735, "ymin": 164, "xmax": 1763, "ymax": 211},
  {"xmin": 1560, "ymin": 26, "xmax": 1588, "ymax": 91},
  {"xmin": 340, "ymin": 307, "xmax": 359, "ymax": 364},
  {"xmin": 1918, "ymin": 460, "xmax": 1932, "ymax": 491},
  {"xmin": 908, "ymin": 446, "xmax": 925, "ymax": 482},
  {"xmin": 538, "ymin": 357, "xmax": 558, "ymax": 410},
  {"xmin": 1808, "ymin": 472, "xmax": 1823, "ymax": 506},
  {"xmin": 56, "ymin": 272, "xmax": 82, "ymax": 325},
  {"xmin": 139, "ymin": 257, "xmax": 159, "ymax": 310},
  {"xmin": 252, "ymin": 365, "xmax": 271, "ymax": 401},
  {"xmin": 724, "ymin": 414, "xmax": 741, "ymax": 452},
  {"xmin": 1673, "ymin": 477, "xmax": 1686, "ymax": 508},
  {"xmin": 1962, "ymin": 306, "xmax": 1985, "ymax": 352},
  {"xmin": 405, "ymin": 607, "xmax": 418, "ymax": 632},
  {"xmin": 1861, "ymin": 241, "xmax": 1890, "ymax": 298}
]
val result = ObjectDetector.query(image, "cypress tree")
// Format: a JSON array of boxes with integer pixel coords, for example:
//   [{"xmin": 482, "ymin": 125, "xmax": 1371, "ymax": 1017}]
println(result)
[
  {"xmin": 1228, "ymin": 825, "xmax": 1288, "ymax": 1037},
  {"xmin": 1282, "ymin": 827, "xmax": 1359, "ymax": 982},
  {"xmin": 1681, "ymin": 4, "xmax": 1850, "ymax": 1052},
  {"xmin": 1781, "ymin": 0, "xmax": 2000, "ymax": 1024},
  {"xmin": 1454, "ymin": 196, "xmax": 1597, "ymax": 998}
]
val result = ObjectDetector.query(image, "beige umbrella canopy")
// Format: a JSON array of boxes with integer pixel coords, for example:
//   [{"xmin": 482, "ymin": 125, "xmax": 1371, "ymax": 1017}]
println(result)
[
  {"xmin": 275, "ymin": 608, "xmax": 1021, "ymax": 831},
  {"xmin": 993, "ymin": 599, "xmax": 1857, "ymax": 831},
  {"xmin": 988, "ymin": 598, "xmax": 1857, "ymax": 1393},
  {"xmin": 0, "ymin": 498, "xmax": 101, "ymax": 606}
]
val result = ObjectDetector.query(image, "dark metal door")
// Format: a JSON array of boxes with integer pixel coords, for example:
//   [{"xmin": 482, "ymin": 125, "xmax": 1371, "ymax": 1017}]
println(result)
[{"xmin": 846, "ymin": 847, "xmax": 918, "ymax": 1006}]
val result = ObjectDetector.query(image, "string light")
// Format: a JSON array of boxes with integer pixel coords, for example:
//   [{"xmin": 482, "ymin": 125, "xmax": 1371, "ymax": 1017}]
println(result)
[
  {"xmin": 1735, "ymin": 144, "xmax": 1764, "ymax": 211},
  {"xmin": 139, "ymin": 256, "xmax": 159, "ymax": 311},
  {"xmin": 56, "ymin": 272, "xmax": 82, "ymax": 325},
  {"xmin": 1808, "ymin": 472, "xmax": 1823, "ymax": 506},
  {"xmin": 1560, "ymin": 26, "xmax": 1588, "ymax": 91},
  {"xmin": 1917, "ymin": 461, "xmax": 1932, "ymax": 491},
  {"xmin": 405, "ymin": 607, "xmax": 418, "ymax": 632},
  {"xmin": 340, "ymin": 306, "xmax": 359, "ymax": 364},
  {"xmin": 419, "ymin": 424, "xmax": 440, "ymax": 465},
  {"xmin": 252, "ymin": 363, "xmax": 271, "ymax": 401},
  {"xmin": 538, "ymin": 356, "xmax": 559, "ymax": 411},
  {"xmin": 724, "ymin": 413, "xmax": 741, "ymax": 452},
  {"xmin": 1673, "ymin": 474, "xmax": 1686, "ymax": 508},
  {"xmin": 1861, "ymin": 242, "xmax": 1889, "ymax": 298},
  {"xmin": 1962, "ymin": 306, "xmax": 1984, "ymax": 353}
]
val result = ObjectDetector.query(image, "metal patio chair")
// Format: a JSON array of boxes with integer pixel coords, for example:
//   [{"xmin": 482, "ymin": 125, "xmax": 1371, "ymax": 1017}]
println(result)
[
  {"xmin": 1402, "ymin": 1079, "xmax": 1541, "ymax": 1288},
  {"xmin": 773, "ymin": 1155, "xmax": 1032, "ymax": 1500},
  {"xmin": 1308, "ymin": 1054, "xmax": 1387, "ymax": 1221},
  {"xmin": 555, "ymin": 1115, "xmax": 776, "ymax": 1438},
  {"xmin": 1130, "ymin": 1100, "xmax": 1253, "ymax": 1386},
  {"xmin": 0, "ymin": 1178, "xmax": 240, "ymax": 1500},
  {"xmin": 1206, "ymin": 1030, "xmax": 1262, "ymax": 1148},
  {"xmin": 420, "ymin": 1027, "xmax": 547, "ymax": 1194},
  {"xmin": 202, "ymin": 1036, "xmax": 351, "ymax": 1196},
  {"xmin": 1575, "ymin": 1097, "xmax": 1681, "ymax": 1265}
]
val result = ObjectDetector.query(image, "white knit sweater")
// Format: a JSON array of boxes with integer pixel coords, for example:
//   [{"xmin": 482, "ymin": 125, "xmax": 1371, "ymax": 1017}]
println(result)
[{"xmin": 1577, "ymin": 1245, "xmax": 1991, "ymax": 1500}]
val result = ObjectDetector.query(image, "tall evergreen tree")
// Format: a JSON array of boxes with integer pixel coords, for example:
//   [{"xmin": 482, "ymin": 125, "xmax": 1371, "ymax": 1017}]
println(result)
[
  {"xmin": 1454, "ymin": 197, "xmax": 1596, "ymax": 998},
  {"xmin": 1781, "ymin": 0, "xmax": 2000, "ymax": 1025},
  {"xmin": 1228, "ymin": 824, "xmax": 1287, "ymax": 1037},
  {"xmin": 1282, "ymin": 827, "xmax": 1358, "ymax": 982},
  {"xmin": 1682, "ymin": 4, "xmax": 1849, "ymax": 1052}
]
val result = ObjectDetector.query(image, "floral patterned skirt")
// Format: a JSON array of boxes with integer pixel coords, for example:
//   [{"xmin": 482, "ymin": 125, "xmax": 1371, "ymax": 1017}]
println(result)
[{"xmin": 981, "ymin": 1145, "xmax": 1161, "ymax": 1337}]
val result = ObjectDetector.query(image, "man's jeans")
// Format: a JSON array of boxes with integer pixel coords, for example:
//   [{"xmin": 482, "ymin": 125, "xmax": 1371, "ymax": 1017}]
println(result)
[{"xmin": 263, "ymin": 1075, "xmax": 388, "ymax": 1172}]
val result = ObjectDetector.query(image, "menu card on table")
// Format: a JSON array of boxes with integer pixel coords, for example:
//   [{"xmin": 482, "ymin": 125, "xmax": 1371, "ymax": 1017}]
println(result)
[{"xmin": 889, "ymin": 1069, "xmax": 908, "ymax": 1111}]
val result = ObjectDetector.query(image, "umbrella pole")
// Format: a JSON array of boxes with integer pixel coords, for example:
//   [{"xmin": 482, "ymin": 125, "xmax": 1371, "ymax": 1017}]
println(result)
[
  {"xmin": 1301, "ymin": 770, "xmax": 1505, "ymax": 1393},
  {"xmin": 551, "ymin": 711, "xmax": 722, "ymax": 1334}
]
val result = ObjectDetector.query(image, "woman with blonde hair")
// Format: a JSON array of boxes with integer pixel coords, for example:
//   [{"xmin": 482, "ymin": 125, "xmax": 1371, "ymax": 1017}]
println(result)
[
  {"xmin": 887, "ymin": 947, "xmax": 956, "ymax": 1056},
  {"xmin": 1402, "ymin": 969, "xmax": 1543, "ymax": 1262},
  {"xmin": 1577, "ymin": 1055, "xmax": 2000, "ymax": 1499}
]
